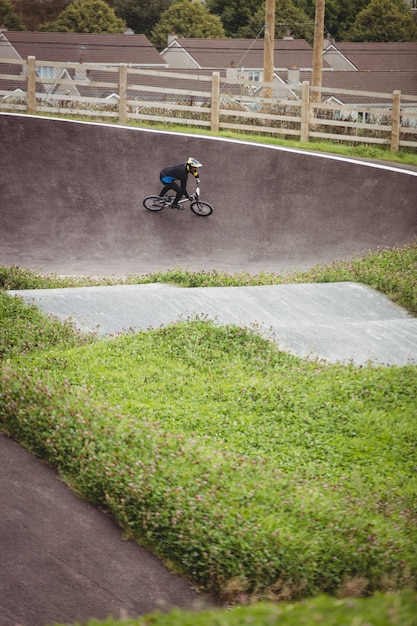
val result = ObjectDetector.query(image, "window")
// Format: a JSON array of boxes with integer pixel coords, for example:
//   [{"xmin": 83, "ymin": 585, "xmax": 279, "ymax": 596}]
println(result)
[
  {"xmin": 37, "ymin": 66, "xmax": 54, "ymax": 78},
  {"xmin": 357, "ymin": 111, "xmax": 369, "ymax": 123},
  {"xmin": 247, "ymin": 71, "xmax": 261, "ymax": 82}
]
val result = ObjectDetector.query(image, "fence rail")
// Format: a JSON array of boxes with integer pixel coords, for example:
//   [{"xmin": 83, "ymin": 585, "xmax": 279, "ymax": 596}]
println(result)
[{"xmin": 1, "ymin": 56, "xmax": 417, "ymax": 152}]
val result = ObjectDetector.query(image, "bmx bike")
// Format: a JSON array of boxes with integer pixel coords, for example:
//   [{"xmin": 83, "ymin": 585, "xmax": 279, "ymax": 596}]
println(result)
[{"xmin": 143, "ymin": 187, "xmax": 213, "ymax": 217}]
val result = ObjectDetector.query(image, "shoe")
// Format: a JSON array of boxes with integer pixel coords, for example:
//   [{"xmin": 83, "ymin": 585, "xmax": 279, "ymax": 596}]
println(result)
[{"xmin": 172, "ymin": 204, "xmax": 184, "ymax": 210}]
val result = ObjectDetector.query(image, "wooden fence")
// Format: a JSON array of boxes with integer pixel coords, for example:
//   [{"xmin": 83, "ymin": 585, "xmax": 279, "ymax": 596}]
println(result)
[{"xmin": 1, "ymin": 56, "xmax": 417, "ymax": 152}]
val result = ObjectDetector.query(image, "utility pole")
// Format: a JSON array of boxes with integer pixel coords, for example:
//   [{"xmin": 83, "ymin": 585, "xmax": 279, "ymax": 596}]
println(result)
[
  {"xmin": 263, "ymin": 0, "xmax": 275, "ymax": 99},
  {"xmin": 311, "ymin": 0, "xmax": 325, "ymax": 103}
]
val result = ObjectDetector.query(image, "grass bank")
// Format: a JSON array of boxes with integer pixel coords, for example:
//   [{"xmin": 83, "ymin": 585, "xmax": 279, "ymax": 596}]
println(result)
[
  {"xmin": 55, "ymin": 591, "xmax": 417, "ymax": 626},
  {"xmin": 1, "ymin": 243, "xmax": 417, "ymax": 625}
]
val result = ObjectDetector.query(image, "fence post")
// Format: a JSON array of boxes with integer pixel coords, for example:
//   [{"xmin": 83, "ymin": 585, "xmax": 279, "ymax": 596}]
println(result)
[
  {"xmin": 119, "ymin": 63, "xmax": 127, "ymax": 124},
  {"xmin": 211, "ymin": 71, "xmax": 220, "ymax": 133},
  {"xmin": 27, "ymin": 55, "xmax": 36, "ymax": 115},
  {"xmin": 391, "ymin": 90, "xmax": 401, "ymax": 153},
  {"xmin": 300, "ymin": 81, "xmax": 310, "ymax": 143}
]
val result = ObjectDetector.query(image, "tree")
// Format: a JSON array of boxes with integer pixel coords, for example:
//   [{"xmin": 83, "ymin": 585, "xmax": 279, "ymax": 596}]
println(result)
[
  {"xmin": 238, "ymin": 0, "xmax": 315, "ymax": 44},
  {"xmin": 40, "ymin": 0, "xmax": 127, "ymax": 33},
  {"xmin": 205, "ymin": 0, "xmax": 262, "ymax": 37},
  {"xmin": 0, "ymin": 0, "xmax": 25, "ymax": 29},
  {"xmin": 347, "ymin": 0, "xmax": 417, "ymax": 41},
  {"xmin": 10, "ymin": 0, "xmax": 69, "ymax": 31},
  {"xmin": 108, "ymin": 0, "xmax": 173, "ymax": 39},
  {"xmin": 150, "ymin": 0, "xmax": 225, "ymax": 50},
  {"xmin": 292, "ymin": 0, "xmax": 315, "ymax": 19},
  {"xmin": 324, "ymin": 0, "xmax": 370, "ymax": 40},
  {"xmin": 206, "ymin": 0, "xmax": 313, "ymax": 41}
]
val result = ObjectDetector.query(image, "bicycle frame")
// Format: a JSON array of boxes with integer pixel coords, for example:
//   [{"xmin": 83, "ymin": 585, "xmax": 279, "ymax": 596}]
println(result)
[
  {"xmin": 165, "ymin": 187, "xmax": 200, "ymax": 207},
  {"xmin": 143, "ymin": 186, "xmax": 213, "ymax": 216}
]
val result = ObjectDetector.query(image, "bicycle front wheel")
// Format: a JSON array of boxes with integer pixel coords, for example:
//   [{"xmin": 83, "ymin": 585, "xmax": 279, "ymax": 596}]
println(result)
[
  {"xmin": 190, "ymin": 200, "xmax": 213, "ymax": 216},
  {"xmin": 143, "ymin": 196, "xmax": 165, "ymax": 211}
]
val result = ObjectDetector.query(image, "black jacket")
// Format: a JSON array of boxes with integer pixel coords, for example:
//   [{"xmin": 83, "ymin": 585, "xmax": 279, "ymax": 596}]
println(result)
[{"xmin": 160, "ymin": 162, "xmax": 189, "ymax": 194}]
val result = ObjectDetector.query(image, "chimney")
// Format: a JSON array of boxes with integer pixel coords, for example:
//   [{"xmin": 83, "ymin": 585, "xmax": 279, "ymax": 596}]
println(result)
[
  {"xmin": 287, "ymin": 65, "xmax": 300, "ymax": 84},
  {"xmin": 75, "ymin": 45, "xmax": 88, "ymax": 79},
  {"xmin": 226, "ymin": 61, "xmax": 237, "ymax": 79},
  {"xmin": 75, "ymin": 64, "xmax": 87, "ymax": 80},
  {"xmin": 168, "ymin": 32, "xmax": 178, "ymax": 45}
]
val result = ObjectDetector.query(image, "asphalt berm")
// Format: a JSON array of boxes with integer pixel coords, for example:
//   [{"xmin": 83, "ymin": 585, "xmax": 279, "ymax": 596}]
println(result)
[{"xmin": 1, "ymin": 113, "xmax": 417, "ymax": 626}]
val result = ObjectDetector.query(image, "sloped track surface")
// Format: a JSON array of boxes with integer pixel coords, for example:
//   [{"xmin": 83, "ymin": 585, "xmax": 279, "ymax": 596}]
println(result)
[
  {"xmin": 9, "ymin": 281, "xmax": 417, "ymax": 366},
  {"xmin": 0, "ymin": 434, "xmax": 211, "ymax": 626},
  {"xmin": 1, "ymin": 113, "xmax": 417, "ymax": 276}
]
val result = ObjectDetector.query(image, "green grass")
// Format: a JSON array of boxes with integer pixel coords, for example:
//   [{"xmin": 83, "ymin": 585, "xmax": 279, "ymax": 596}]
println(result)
[
  {"xmin": 152, "ymin": 125, "xmax": 417, "ymax": 168},
  {"xmin": 56, "ymin": 591, "xmax": 417, "ymax": 626},
  {"xmin": 1, "ymin": 243, "xmax": 417, "ymax": 625},
  {"xmin": 3, "ymin": 321, "xmax": 416, "ymax": 601}
]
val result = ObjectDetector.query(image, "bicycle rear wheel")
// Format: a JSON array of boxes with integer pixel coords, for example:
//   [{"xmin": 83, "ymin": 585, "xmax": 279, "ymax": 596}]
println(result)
[
  {"xmin": 143, "ymin": 195, "xmax": 165, "ymax": 211},
  {"xmin": 190, "ymin": 200, "xmax": 213, "ymax": 216}
]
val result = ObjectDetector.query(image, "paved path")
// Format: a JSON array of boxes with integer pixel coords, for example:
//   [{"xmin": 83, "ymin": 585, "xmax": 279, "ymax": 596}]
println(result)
[{"xmin": 0, "ymin": 434, "xmax": 212, "ymax": 626}]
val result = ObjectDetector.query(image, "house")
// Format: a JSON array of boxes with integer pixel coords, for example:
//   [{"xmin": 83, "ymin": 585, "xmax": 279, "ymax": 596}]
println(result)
[
  {"xmin": 318, "ymin": 42, "xmax": 417, "ymax": 122},
  {"xmin": 1, "ymin": 30, "xmax": 416, "ymax": 119},
  {"xmin": 0, "ymin": 30, "xmax": 166, "ymax": 99},
  {"xmin": 277, "ymin": 65, "xmax": 417, "ymax": 98},
  {"xmin": 0, "ymin": 31, "xmax": 165, "ymax": 67},
  {"xmin": 275, "ymin": 68, "xmax": 417, "ymax": 124},
  {"xmin": 269, "ymin": 41, "xmax": 417, "ymax": 119},
  {"xmin": 323, "ymin": 40, "xmax": 417, "ymax": 72},
  {"xmin": 160, "ymin": 36, "xmax": 331, "ymax": 80}
]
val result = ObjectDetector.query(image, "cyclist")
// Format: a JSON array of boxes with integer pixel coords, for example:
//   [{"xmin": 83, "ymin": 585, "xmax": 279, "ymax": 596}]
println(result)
[{"xmin": 159, "ymin": 157, "xmax": 202, "ymax": 209}]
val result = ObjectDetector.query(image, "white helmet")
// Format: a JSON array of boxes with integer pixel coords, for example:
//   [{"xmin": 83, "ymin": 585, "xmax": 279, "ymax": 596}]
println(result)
[{"xmin": 186, "ymin": 156, "xmax": 202, "ymax": 174}]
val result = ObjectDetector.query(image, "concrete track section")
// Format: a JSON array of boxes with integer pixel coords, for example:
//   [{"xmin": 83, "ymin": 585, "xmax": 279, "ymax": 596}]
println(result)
[
  {"xmin": 0, "ymin": 433, "xmax": 210, "ymax": 626},
  {"xmin": 1, "ymin": 112, "xmax": 417, "ymax": 276},
  {"xmin": 9, "ymin": 282, "xmax": 417, "ymax": 366}
]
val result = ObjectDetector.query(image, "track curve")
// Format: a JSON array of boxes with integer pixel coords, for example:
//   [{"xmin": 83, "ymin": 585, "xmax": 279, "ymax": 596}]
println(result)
[{"xmin": 1, "ymin": 113, "xmax": 416, "ymax": 276}]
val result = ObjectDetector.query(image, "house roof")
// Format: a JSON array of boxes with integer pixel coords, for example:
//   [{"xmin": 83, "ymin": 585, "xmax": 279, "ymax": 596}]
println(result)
[
  {"xmin": 286, "ymin": 69, "xmax": 417, "ymax": 103},
  {"xmin": 0, "ymin": 31, "xmax": 165, "ymax": 66},
  {"xmin": 161, "ymin": 37, "xmax": 328, "ymax": 71},
  {"xmin": 324, "ymin": 41, "xmax": 417, "ymax": 72},
  {"xmin": 321, "ymin": 70, "xmax": 417, "ymax": 96},
  {"xmin": 88, "ymin": 67, "xmax": 228, "ymax": 100}
]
